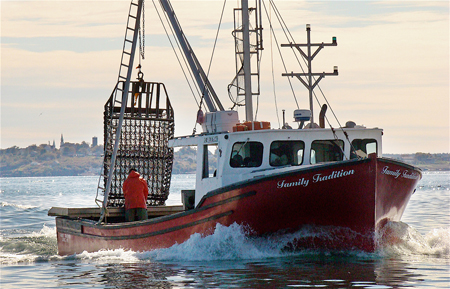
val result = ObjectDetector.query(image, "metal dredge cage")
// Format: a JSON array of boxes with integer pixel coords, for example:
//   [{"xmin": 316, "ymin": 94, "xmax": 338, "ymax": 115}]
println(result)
[{"xmin": 103, "ymin": 81, "xmax": 174, "ymax": 207}]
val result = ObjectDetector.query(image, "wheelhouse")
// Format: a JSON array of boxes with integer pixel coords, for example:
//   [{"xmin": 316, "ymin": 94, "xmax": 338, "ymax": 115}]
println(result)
[{"xmin": 169, "ymin": 126, "xmax": 382, "ymax": 206}]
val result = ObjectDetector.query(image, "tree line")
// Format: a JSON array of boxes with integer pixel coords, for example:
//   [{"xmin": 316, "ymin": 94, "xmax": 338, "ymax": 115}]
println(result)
[
  {"xmin": 0, "ymin": 142, "xmax": 104, "ymax": 177},
  {"xmin": 0, "ymin": 143, "xmax": 448, "ymax": 177},
  {"xmin": 0, "ymin": 143, "xmax": 212, "ymax": 177}
]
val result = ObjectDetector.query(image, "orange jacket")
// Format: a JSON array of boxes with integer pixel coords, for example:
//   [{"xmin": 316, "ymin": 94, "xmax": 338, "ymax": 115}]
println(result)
[{"xmin": 123, "ymin": 171, "xmax": 149, "ymax": 210}]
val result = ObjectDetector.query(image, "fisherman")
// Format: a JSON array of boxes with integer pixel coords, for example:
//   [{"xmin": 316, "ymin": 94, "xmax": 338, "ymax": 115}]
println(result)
[{"xmin": 123, "ymin": 168, "xmax": 149, "ymax": 222}]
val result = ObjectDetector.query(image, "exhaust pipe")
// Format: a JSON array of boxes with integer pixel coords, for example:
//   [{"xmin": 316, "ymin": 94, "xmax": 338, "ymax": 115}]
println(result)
[{"xmin": 319, "ymin": 104, "xmax": 327, "ymax": 128}]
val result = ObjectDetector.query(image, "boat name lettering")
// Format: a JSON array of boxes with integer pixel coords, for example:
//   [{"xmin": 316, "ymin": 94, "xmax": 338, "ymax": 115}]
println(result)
[
  {"xmin": 402, "ymin": 170, "xmax": 420, "ymax": 180},
  {"xmin": 204, "ymin": 136, "xmax": 218, "ymax": 143},
  {"xmin": 277, "ymin": 178, "xmax": 309, "ymax": 189},
  {"xmin": 276, "ymin": 169, "xmax": 355, "ymax": 189},
  {"xmin": 312, "ymin": 169, "xmax": 355, "ymax": 183},
  {"xmin": 381, "ymin": 166, "xmax": 419, "ymax": 180},
  {"xmin": 381, "ymin": 166, "xmax": 401, "ymax": 178}
]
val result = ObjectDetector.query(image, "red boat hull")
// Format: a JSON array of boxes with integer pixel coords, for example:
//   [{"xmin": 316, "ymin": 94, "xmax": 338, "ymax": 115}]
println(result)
[{"xmin": 55, "ymin": 156, "xmax": 421, "ymax": 255}]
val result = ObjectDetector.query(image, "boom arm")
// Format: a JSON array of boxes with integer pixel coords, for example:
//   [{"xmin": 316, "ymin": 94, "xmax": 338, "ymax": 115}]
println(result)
[{"xmin": 159, "ymin": 0, "xmax": 224, "ymax": 112}]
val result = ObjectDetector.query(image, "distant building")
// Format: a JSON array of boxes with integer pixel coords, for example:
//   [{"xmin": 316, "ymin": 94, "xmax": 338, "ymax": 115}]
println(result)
[{"xmin": 92, "ymin": 136, "xmax": 98, "ymax": 147}]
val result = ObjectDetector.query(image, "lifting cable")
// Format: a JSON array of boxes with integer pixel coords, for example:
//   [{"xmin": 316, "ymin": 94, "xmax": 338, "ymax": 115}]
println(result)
[
  {"xmin": 139, "ymin": 0, "xmax": 145, "ymax": 62},
  {"xmin": 137, "ymin": 0, "xmax": 146, "ymax": 83}
]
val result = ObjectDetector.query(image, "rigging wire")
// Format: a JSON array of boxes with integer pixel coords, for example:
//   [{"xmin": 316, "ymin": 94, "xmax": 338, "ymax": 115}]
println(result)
[
  {"xmin": 266, "ymin": 0, "xmax": 357, "ymax": 157},
  {"xmin": 151, "ymin": 0, "xmax": 355, "ymax": 156},
  {"xmin": 314, "ymin": 86, "xmax": 359, "ymax": 159},
  {"xmin": 268, "ymin": 2, "xmax": 280, "ymax": 128},
  {"xmin": 192, "ymin": 0, "xmax": 228, "ymax": 134},
  {"xmin": 204, "ymin": 0, "xmax": 227, "ymax": 89},
  {"xmin": 261, "ymin": 0, "xmax": 299, "ymax": 109},
  {"xmin": 268, "ymin": 0, "xmax": 341, "ymax": 127},
  {"xmin": 152, "ymin": 0, "xmax": 201, "ymax": 107},
  {"xmin": 161, "ymin": 3, "xmax": 206, "ymax": 108},
  {"xmin": 267, "ymin": 0, "xmax": 334, "ymax": 127}
]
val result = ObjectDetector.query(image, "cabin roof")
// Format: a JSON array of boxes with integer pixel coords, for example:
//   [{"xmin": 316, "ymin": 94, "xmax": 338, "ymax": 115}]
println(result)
[{"xmin": 169, "ymin": 127, "xmax": 383, "ymax": 147}]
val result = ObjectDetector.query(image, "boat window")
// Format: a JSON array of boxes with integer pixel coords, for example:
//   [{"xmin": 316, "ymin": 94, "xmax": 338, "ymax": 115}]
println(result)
[
  {"xmin": 202, "ymin": 144, "xmax": 218, "ymax": 178},
  {"xmin": 270, "ymin": 141, "xmax": 305, "ymax": 166},
  {"xmin": 351, "ymin": 139, "xmax": 377, "ymax": 159},
  {"xmin": 310, "ymin": 140, "xmax": 344, "ymax": 164},
  {"xmin": 230, "ymin": 141, "xmax": 263, "ymax": 168}
]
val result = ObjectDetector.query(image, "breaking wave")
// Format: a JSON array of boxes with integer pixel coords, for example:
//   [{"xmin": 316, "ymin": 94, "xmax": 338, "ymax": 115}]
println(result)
[
  {"xmin": 141, "ymin": 223, "xmax": 286, "ymax": 261},
  {"xmin": 376, "ymin": 221, "xmax": 450, "ymax": 258},
  {"xmin": 1, "ymin": 222, "xmax": 449, "ymax": 265},
  {"xmin": 1, "ymin": 201, "xmax": 37, "ymax": 210},
  {"xmin": 0, "ymin": 225, "xmax": 57, "ymax": 264}
]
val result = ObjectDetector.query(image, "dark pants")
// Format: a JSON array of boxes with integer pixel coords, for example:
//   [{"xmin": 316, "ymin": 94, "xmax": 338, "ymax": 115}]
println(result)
[{"xmin": 125, "ymin": 208, "xmax": 148, "ymax": 222}]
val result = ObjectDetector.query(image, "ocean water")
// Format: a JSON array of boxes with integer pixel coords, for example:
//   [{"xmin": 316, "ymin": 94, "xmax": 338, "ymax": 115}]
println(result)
[{"xmin": 1, "ymin": 172, "xmax": 449, "ymax": 288}]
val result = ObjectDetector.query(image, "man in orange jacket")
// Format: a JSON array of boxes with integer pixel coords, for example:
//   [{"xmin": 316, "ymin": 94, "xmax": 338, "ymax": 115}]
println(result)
[{"xmin": 123, "ymin": 168, "xmax": 149, "ymax": 222}]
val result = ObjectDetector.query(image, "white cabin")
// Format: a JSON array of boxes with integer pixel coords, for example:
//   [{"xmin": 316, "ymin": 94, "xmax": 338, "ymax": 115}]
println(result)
[{"xmin": 169, "ymin": 119, "xmax": 382, "ymax": 207}]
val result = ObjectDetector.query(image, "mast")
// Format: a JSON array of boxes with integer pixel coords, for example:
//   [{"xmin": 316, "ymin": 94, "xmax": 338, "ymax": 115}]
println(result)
[
  {"xmin": 282, "ymin": 24, "xmax": 338, "ymax": 125},
  {"xmin": 230, "ymin": 0, "xmax": 263, "ymax": 122},
  {"xmin": 306, "ymin": 24, "xmax": 313, "ymax": 123},
  {"xmin": 242, "ymin": 0, "xmax": 253, "ymax": 122}
]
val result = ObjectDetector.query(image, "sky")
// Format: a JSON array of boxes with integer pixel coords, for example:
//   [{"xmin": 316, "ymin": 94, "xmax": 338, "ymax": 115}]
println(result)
[{"xmin": 1, "ymin": 0, "xmax": 449, "ymax": 153}]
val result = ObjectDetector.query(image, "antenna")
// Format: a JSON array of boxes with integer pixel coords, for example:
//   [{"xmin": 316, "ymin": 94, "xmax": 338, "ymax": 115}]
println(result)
[{"xmin": 281, "ymin": 24, "xmax": 338, "ymax": 125}]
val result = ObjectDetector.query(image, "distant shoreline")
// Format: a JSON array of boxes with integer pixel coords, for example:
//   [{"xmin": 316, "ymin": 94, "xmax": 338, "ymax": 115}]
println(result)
[
  {"xmin": 1, "ymin": 144, "xmax": 448, "ymax": 177},
  {"xmin": 383, "ymin": 154, "xmax": 450, "ymax": 172}
]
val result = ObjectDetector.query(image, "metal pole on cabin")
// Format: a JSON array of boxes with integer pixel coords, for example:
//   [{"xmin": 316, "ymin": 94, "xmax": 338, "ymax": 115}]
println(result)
[
  {"xmin": 242, "ymin": 0, "xmax": 253, "ymax": 122},
  {"xmin": 306, "ymin": 24, "xmax": 313, "ymax": 125}
]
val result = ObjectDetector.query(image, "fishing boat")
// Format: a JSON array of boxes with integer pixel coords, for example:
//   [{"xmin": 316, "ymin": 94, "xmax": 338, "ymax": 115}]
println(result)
[{"xmin": 49, "ymin": 0, "xmax": 422, "ymax": 255}]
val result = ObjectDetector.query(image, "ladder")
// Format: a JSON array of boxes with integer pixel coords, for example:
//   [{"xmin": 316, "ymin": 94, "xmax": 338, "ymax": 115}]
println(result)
[
  {"xmin": 229, "ymin": 0, "xmax": 263, "ymax": 121},
  {"xmin": 96, "ymin": 0, "xmax": 144, "ymax": 223}
]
